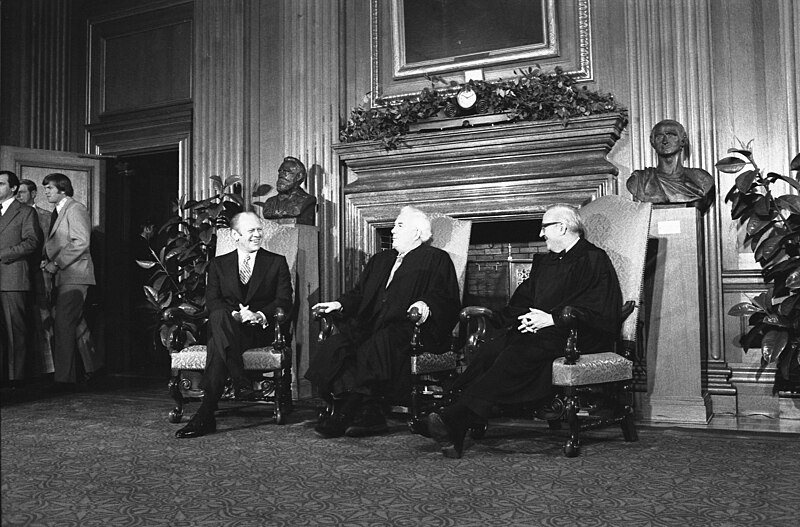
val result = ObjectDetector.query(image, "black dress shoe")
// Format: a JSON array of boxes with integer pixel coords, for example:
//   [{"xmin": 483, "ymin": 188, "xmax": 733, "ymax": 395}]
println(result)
[
  {"xmin": 426, "ymin": 412, "xmax": 467, "ymax": 459},
  {"xmin": 345, "ymin": 408, "xmax": 388, "ymax": 437},
  {"xmin": 175, "ymin": 413, "xmax": 216, "ymax": 439},
  {"xmin": 314, "ymin": 413, "xmax": 351, "ymax": 438}
]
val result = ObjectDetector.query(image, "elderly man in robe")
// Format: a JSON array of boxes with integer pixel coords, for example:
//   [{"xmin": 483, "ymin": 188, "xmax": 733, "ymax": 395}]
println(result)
[
  {"xmin": 426, "ymin": 204, "xmax": 622, "ymax": 458},
  {"xmin": 306, "ymin": 205, "xmax": 460, "ymax": 438}
]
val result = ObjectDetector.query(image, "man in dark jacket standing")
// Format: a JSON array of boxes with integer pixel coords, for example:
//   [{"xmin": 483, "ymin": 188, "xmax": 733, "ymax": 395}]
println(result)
[
  {"xmin": 427, "ymin": 204, "xmax": 622, "ymax": 458},
  {"xmin": 0, "ymin": 170, "xmax": 42, "ymax": 384},
  {"xmin": 307, "ymin": 205, "xmax": 460, "ymax": 438}
]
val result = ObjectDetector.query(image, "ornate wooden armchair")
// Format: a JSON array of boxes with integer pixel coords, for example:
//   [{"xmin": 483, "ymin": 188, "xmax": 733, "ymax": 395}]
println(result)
[
  {"xmin": 315, "ymin": 213, "xmax": 471, "ymax": 430},
  {"xmin": 460, "ymin": 195, "xmax": 652, "ymax": 456},
  {"xmin": 168, "ymin": 219, "xmax": 299, "ymax": 425}
]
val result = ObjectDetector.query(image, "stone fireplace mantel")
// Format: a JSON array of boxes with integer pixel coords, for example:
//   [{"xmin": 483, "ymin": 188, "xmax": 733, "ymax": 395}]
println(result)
[{"xmin": 333, "ymin": 113, "xmax": 627, "ymax": 283}]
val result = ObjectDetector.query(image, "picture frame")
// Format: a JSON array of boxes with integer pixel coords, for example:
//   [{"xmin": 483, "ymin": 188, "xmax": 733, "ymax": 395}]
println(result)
[{"xmin": 371, "ymin": 0, "xmax": 593, "ymax": 105}]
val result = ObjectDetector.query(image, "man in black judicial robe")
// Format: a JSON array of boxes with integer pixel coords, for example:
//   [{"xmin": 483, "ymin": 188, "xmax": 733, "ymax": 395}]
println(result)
[
  {"xmin": 176, "ymin": 212, "xmax": 293, "ymax": 439},
  {"xmin": 306, "ymin": 205, "xmax": 460, "ymax": 438},
  {"xmin": 426, "ymin": 204, "xmax": 622, "ymax": 458}
]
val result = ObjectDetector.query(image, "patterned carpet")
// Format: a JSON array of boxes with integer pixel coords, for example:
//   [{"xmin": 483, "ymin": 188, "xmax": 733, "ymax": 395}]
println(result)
[{"xmin": 1, "ymin": 379, "xmax": 799, "ymax": 527}]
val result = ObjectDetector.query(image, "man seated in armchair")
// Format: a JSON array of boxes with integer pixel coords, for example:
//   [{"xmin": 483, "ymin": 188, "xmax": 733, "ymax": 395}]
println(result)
[
  {"xmin": 426, "ymin": 204, "xmax": 622, "ymax": 458},
  {"xmin": 176, "ymin": 212, "xmax": 293, "ymax": 439},
  {"xmin": 306, "ymin": 205, "xmax": 460, "ymax": 438}
]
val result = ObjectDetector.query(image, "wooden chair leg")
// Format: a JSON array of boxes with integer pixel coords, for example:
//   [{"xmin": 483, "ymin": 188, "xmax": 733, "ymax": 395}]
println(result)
[
  {"xmin": 563, "ymin": 389, "xmax": 581, "ymax": 458},
  {"xmin": 168, "ymin": 374, "xmax": 184, "ymax": 423},
  {"xmin": 272, "ymin": 369, "xmax": 286, "ymax": 425},
  {"xmin": 620, "ymin": 404, "xmax": 638, "ymax": 442}
]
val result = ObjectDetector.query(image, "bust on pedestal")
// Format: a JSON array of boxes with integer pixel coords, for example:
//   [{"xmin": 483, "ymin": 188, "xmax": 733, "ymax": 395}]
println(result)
[
  {"xmin": 627, "ymin": 119, "xmax": 714, "ymax": 211},
  {"xmin": 631, "ymin": 120, "xmax": 714, "ymax": 423},
  {"xmin": 262, "ymin": 156, "xmax": 317, "ymax": 226},
  {"xmin": 261, "ymin": 156, "xmax": 319, "ymax": 398}
]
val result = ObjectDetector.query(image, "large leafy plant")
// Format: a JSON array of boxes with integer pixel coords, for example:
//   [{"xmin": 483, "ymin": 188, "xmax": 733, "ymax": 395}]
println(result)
[
  {"xmin": 719, "ymin": 143, "xmax": 800, "ymax": 390},
  {"xmin": 340, "ymin": 66, "xmax": 623, "ymax": 150},
  {"xmin": 137, "ymin": 176, "xmax": 269, "ymax": 353}
]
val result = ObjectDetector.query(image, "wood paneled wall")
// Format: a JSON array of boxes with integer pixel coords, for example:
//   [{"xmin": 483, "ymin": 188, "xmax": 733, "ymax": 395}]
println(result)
[{"xmin": 0, "ymin": 0, "xmax": 74, "ymax": 150}]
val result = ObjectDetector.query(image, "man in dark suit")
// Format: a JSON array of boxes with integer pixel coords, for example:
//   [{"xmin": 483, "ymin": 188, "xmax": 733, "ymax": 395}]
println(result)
[
  {"xmin": 41, "ymin": 173, "xmax": 101, "ymax": 388},
  {"xmin": 306, "ymin": 205, "xmax": 461, "ymax": 438},
  {"xmin": 176, "ymin": 212, "xmax": 293, "ymax": 439},
  {"xmin": 0, "ymin": 170, "xmax": 43, "ymax": 384}
]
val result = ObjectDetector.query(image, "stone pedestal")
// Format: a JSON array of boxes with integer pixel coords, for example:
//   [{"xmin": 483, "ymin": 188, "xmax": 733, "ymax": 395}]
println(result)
[
  {"xmin": 640, "ymin": 205, "xmax": 713, "ymax": 423},
  {"xmin": 293, "ymin": 225, "xmax": 319, "ymax": 400}
]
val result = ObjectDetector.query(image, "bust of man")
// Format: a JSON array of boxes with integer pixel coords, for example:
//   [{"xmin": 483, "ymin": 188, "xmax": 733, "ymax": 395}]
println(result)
[
  {"xmin": 261, "ymin": 156, "xmax": 316, "ymax": 225},
  {"xmin": 626, "ymin": 119, "xmax": 714, "ymax": 209}
]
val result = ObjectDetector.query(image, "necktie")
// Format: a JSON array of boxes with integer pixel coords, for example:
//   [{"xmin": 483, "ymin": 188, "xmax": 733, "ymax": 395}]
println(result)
[
  {"xmin": 240, "ymin": 253, "xmax": 252, "ymax": 284},
  {"xmin": 550, "ymin": 249, "xmax": 566, "ymax": 260},
  {"xmin": 0, "ymin": 203, "xmax": 4, "ymax": 215},
  {"xmin": 49, "ymin": 209, "xmax": 58, "ymax": 233},
  {"xmin": 385, "ymin": 254, "xmax": 404, "ymax": 288}
]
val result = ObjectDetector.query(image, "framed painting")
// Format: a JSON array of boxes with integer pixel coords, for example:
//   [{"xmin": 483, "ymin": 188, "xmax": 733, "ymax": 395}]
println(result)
[{"xmin": 372, "ymin": 0, "xmax": 593, "ymax": 104}]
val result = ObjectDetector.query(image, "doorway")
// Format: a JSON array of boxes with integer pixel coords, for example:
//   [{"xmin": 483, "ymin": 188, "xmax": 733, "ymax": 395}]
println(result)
[{"xmin": 103, "ymin": 149, "xmax": 179, "ymax": 377}]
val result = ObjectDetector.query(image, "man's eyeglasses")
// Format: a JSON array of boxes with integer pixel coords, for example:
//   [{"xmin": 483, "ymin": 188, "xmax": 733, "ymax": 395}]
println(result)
[{"xmin": 540, "ymin": 221, "xmax": 563, "ymax": 230}]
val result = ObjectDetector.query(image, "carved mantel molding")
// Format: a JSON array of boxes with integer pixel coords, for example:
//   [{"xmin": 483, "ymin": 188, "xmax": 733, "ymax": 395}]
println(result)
[{"xmin": 333, "ymin": 113, "xmax": 627, "ymax": 284}]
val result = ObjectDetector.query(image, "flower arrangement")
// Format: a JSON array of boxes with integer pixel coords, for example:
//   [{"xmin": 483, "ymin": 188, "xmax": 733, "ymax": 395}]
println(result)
[{"xmin": 340, "ymin": 66, "xmax": 624, "ymax": 150}]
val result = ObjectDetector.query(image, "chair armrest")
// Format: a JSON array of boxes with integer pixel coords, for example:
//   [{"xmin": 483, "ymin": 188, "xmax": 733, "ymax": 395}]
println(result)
[
  {"xmin": 272, "ymin": 307, "xmax": 287, "ymax": 351},
  {"xmin": 313, "ymin": 305, "xmax": 335, "ymax": 343},
  {"xmin": 459, "ymin": 306, "xmax": 495, "ymax": 362}
]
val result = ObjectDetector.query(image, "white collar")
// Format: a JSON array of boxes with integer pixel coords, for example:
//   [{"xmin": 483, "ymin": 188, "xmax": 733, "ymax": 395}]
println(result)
[
  {"xmin": 0, "ymin": 196, "xmax": 16, "ymax": 214},
  {"xmin": 55, "ymin": 197, "xmax": 68, "ymax": 213}
]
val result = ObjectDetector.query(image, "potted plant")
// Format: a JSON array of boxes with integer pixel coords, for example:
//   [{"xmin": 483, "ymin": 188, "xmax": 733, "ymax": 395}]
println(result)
[
  {"xmin": 719, "ymin": 144, "xmax": 800, "ymax": 391},
  {"xmin": 136, "ymin": 176, "xmax": 270, "ymax": 353}
]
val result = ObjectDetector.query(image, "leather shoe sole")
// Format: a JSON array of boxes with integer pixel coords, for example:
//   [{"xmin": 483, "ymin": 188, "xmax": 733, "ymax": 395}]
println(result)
[
  {"xmin": 175, "ymin": 418, "xmax": 216, "ymax": 439},
  {"xmin": 345, "ymin": 421, "xmax": 388, "ymax": 437}
]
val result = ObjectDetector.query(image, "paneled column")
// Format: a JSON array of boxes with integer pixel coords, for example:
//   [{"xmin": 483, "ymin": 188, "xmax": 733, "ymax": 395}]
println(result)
[
  {"xmin": 0, "ymin": 0, "xmax": 72, "ymax": 150},
  {"xmin": 276, "ymin": 0, "xmax": 344, "ymax": 302},
  {"xmin": 192, "ymin": 0, "xmax": 246, "ymax": 199}
]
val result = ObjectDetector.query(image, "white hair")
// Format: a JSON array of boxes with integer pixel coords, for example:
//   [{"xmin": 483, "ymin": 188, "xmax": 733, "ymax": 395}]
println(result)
[{"xmin": 398, "ymin": 205, "xmax": 432, "ymax": 242}]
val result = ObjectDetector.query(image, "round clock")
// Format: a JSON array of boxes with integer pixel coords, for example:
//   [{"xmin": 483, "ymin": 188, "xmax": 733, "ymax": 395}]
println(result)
[{"xmin": 456, "ymin": 88, "xmax": 477, "ymax": 110}]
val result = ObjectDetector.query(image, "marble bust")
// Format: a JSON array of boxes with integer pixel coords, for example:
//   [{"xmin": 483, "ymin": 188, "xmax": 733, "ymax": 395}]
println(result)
[
  {"xmin": 626, "ymin": 119, "xmax": 714, "ymax": 209},
  {"xmin": 262, "ymin": 156, "xmax": 316, "ymax": 225}
]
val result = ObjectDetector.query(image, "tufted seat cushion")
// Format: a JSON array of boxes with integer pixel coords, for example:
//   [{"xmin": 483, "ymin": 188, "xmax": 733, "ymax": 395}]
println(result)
[
  {"xmin": 551, "ymin": 352, "xmax": 632, "ymax": 387},
  {"xmin": 171, "ymin": 344, "xmax": 283, "ymax": 371},
  {"xmin": 411, "ymin": 351, "xmax": 459, "ymax": 375}
]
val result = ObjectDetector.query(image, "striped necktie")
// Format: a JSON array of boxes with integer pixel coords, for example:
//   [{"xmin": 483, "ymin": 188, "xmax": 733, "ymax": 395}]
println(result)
[{"xmin": 240, "ymin": 254, "xmax": 252, "ymax": 284}]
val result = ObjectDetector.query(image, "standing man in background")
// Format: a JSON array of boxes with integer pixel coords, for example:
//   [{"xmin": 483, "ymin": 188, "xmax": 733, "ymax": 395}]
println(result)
[
  {"xmin": 41, "ymin": 173, "xmax": 103, "ymax": 389},
  {"xmin": 16, "ymin": 179, "xmax": 56, "ymax": 378},
  {"xmin": 0, "ymin": 170, "xmax": 42, "ymax": 385}
]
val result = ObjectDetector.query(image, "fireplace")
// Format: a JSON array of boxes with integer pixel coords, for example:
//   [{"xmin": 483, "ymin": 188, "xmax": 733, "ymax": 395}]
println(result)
[{"xmin": 333, "ymin": 113, "xmax": 627, "ymax": 293}]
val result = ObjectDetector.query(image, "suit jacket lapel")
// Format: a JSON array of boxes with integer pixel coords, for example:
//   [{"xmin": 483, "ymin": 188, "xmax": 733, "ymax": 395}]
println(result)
[
  {"xmin": 244, "ymin": 249, "xmax": 268, "ymax": 304},
  {"xmin": 48, "ymin": 197, "xmax": 72, "ymax": 239},
  {"xmin": 0, "ymin": 200, "xmax": 19, "ymax": 232}
]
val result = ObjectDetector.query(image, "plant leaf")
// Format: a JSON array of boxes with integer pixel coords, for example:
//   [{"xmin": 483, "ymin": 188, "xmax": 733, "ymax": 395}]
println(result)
[
  {"xmin": 143, "ymin": 286, "xmax": 160, "ymax": 307},
  {"xmin": 209, "ymin": 175, "xmax": 223, "ymax": 190},
  {"xmin": 735, "ymin": 170, "xmax": 757, "ymax": 192},
  {"xmin": 136, "ymin": 260, "xmax": 157, "ymax": 269},
  {"xmin": 728, "ymin": 302, "xmax": 763, "ymax": 316},
  {"xmin": 754, "ymin": 233, "xmax": 783, "ymax": 262},
  {"xmin": 715, "ymin": 155, "xmax": 749, "ymax": 173},
  {"xmin": 791, "ymin": 153, "xmax": 800, "ymax": 171},
  {"xmin": 766, "ymin": 172, "xmax": 800, "ymax": 192},
  {"xmin": 761, "ymin": 329, "xmax": 789, "ymax": 363},
  {"xmin": 775, "ymin": 194, "xmax": 800, "ymax": 214},
  {"xmin": 223, "ymin": 174, "xmax": 242, "ymax": 188},
  {"xmin": 159, "ymin": 291, "xmax": 173, "ymax": 310}
]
